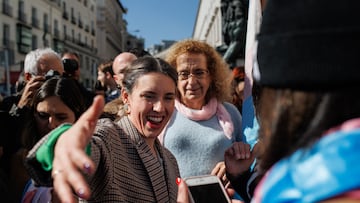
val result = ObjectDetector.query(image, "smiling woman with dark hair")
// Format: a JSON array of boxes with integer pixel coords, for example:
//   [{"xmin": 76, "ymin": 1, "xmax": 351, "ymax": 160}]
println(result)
[{"xmin": 24, "ymin": 56, "xmax": 181, "ymax": 203}]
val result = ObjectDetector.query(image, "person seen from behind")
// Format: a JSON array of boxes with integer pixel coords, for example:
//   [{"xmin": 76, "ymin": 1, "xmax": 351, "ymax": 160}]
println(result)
[{"xmin": 227, "ymin": 0, "xmax": 360, "ymax": 202}]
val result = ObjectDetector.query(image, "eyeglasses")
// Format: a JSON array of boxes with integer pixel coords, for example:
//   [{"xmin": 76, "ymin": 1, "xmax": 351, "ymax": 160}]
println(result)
[
  {"xmin": 178, "ymin": 69, "xmax": 209, "ymax": 80},
  {"xmin": 44, "ymin": 69, "xmax": 61, "ymax": 80}
]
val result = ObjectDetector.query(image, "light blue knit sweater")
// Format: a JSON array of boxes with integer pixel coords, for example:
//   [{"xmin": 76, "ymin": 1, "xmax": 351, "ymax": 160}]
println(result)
[{"xmin": 163, "ymin": 102, "xmax": 244, "ymax": 178}]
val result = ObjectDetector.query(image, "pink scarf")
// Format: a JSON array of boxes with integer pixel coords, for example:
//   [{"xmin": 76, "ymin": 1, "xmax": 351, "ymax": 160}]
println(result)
[{"xmin": 175, "ymin": 98, "xmax": 234, "ymax": 139}]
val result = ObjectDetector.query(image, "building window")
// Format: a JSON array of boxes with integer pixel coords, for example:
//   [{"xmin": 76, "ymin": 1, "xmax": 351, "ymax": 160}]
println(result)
[
  {"xmin": 63, "ymin": 25, "xmax": 67, "ymax": 39},
  {"xmin": 85, "ymin": 56, "xmax": 89, "ymax": 71},
  {"xmin": 53, "ymin": 39, "xmax": 63, "ymax": 53},
  {"xmin": 43, "ymin": 13, "xmax": 49, "ymax": 33},
  {"xmin": 3, "ymin": 24, "xmax": 10, "ymax": 47},
  {"xmin": 91, "ymin": 21, "xmax": 95, "ymax": 35},
  {"xmin": 78, "ymin": 33, "xmax": 81, "ymax": 44},
  {"xmin": 32, "ymin": 34, "xmax": 37, "ymax": 50},
  {"xmin": 18, "ymin": 0, "xmax": 26, "ymax": 23},
  {"xmin": 79, "ymin": 54, "xmax": 83, "ymax": 70},
  {"xmin": 62, "ymin": 2, "xmax": 68, "ymax": 20},
  {"xmin": 78, "ymin": 12, "xmax": 83, "ymax": 28},
  {"xmin": 54, "ymin": 19, "xmax": 59, "ymax": 38},
  {"xmin": 71, "ymin": 7, "xmax": 76, "ymax": 24},
  {"xmin": 71, "ymin": 29, "xmax": 75, "ymax": 42},
  {"xmin": 2, "ymin": 0, "xmax": 13, "ymax": 17},
  {"xmin": 31, "ymin": 7, "xmax": 39, "ymax": 28},
  {"xmin": 16, "ymin": 24, "xmax": 31, "ymax": 53}
]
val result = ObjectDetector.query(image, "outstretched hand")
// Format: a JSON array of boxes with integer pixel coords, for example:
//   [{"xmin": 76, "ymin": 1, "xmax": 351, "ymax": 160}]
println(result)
[{"xmin": 52, "ymin": 95, "xmax": 104, "ymax": 203}]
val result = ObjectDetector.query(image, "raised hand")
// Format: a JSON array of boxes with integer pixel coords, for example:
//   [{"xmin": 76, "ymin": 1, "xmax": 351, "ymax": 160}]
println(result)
[
  {"xmin": 52, "ymin": 96, "xmax": 104, "ymax": 203},
  {"xmin": 18, "ymin": 76, "xmax": 45, "ymax": 108}
]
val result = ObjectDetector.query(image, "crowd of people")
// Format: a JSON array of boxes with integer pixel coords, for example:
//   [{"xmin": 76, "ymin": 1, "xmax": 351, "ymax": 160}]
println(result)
[{"xmin": 0, "ymin": 0, "xmax": 360, "ymax": 202}]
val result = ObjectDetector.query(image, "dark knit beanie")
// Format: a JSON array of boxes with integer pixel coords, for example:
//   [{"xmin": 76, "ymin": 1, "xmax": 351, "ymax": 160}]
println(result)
[{"xmin": 256, "ymin": 0, "xmax": 360, "ymax": 90}]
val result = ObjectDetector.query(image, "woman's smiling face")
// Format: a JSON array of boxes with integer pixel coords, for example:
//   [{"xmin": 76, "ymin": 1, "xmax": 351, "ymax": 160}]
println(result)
[
  {"xmin": 176, "ymin": 53, "xmax": 211, "ymax": 109},
  {"xmin": 124, "ymin": 72, "xmax": 176, "ymax": 139}
]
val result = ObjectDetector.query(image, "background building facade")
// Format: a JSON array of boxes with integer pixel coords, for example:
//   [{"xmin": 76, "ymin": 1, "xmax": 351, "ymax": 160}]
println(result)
[
  {"xmin": 0, "ymin": 0, "xmax": 144, "ymax": 96},
  {"xmin": 96, "ymin": 0, "xmax": 126, "ymax": 62}
]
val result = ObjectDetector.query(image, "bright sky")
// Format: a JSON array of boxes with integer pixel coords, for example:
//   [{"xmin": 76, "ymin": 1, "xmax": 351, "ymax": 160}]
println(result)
[{"xmin": 120, "ymin": 0, "xmax": 199, "ymax": 49}]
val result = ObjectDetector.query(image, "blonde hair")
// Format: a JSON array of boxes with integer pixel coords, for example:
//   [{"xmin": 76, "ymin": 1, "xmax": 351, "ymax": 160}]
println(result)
[{"xmin": 166, "ymin": 39, "xmax": 232, "ymax": 102}]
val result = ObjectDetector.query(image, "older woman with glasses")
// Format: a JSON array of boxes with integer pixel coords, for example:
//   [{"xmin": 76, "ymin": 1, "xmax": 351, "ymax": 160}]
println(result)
[{"xmin": 160, "ymin": 39, "xmax": 249, "ymax": 187}]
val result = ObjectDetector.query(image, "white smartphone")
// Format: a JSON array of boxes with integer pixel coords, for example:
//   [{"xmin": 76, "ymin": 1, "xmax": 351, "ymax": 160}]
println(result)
[{"xmin": 184, "ymin": 175, "xmax": 231, "ymax": 203}]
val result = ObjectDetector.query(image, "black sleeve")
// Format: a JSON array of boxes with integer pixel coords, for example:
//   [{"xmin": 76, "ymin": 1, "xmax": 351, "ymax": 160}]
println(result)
[{"xmin": 227, "ymin": 169, "xmax": 252, "ymax": 203}]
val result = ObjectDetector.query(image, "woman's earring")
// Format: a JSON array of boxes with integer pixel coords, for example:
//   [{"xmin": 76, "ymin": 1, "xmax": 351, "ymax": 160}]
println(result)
[{"xmin": 123, "ymin": 103, "xmax": 130, "ymax": 114}]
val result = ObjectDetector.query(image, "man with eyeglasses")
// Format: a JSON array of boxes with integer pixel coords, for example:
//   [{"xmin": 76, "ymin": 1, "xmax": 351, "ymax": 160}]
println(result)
[
  {"xmin": 0, "ymin": 48, "xmax": 64, "ymax": 113},
  {"xmin": 18, "ymin": 48, "xmax": 64, "ymax": 109}
]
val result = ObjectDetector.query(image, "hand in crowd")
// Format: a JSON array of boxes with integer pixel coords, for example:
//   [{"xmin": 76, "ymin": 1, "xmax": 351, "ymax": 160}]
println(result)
[
  {"xmin": 51, "ymin": 96, "xmax": 104, "ymax": 203},
  {"xmin": 211, "ymin": 161, "xmax": 228, "ymax": 186},
  {"xmin": 17, "ymin": 76, "xmax": 45, "ymax": 108},
  {"xmin": 224, "ymin": 142, "xmax": 259, "ymax": 178}
]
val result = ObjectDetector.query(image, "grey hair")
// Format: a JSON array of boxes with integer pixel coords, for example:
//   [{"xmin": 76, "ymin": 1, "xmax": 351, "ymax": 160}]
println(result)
[{"xmin": 24, "ymin": 48, "xmax": 61, "ymax": 76}]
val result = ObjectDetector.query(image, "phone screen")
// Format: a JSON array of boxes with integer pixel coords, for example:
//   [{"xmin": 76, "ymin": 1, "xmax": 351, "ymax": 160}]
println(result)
[{"xmin": 188, "ymin": 183, "xmax": 229, "ymax": 203}]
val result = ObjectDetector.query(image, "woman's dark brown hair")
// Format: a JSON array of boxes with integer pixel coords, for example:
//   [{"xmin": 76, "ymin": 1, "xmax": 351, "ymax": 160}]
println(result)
[
  {"xmin": 258, "ymin": 87, "xmax": 360, "ymax": 171},
  {"xmin": 21, "ymin": 77, "xmax": 86, "ymax": 150}
]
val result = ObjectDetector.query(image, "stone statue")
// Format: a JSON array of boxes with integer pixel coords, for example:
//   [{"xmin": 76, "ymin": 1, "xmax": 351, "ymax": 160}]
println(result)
[{"xmin": 219, "ymin": 0, "xmax": 249, "ymax": 67}]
